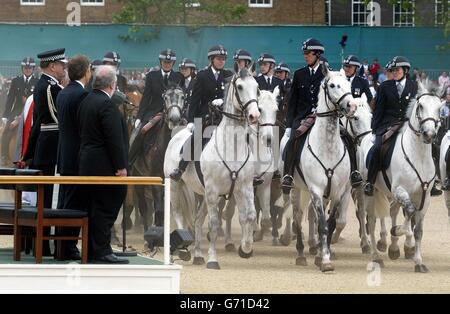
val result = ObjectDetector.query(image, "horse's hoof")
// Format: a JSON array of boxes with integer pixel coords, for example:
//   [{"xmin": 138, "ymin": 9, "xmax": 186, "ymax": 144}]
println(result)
[
  {"xmin": 295, "ymin": 256, "xmax": 307, "ymax": 266},
  {"xmin": 377, "ymin": 240, "xmax": 387, "ymax": 252},
  {"xmin": 225, "ymin": 243, "xmax": 236, "ymax": 252},
  {"xmin": 238, "ymin": 246, "xmax": 253, "ymax": 259},
  {"xmin": 404, "ymin": 246, "xmax": 415, "ymax": 260},
  {"xmin": 314, "ymin": 256, "xmax": 322, "ymax": 268},
  {"xmin": 193, "ymin": 257, "xmax": 205, "ymax": 265},
  {"xmin": 272, "ymin": 237, "xmax": 280, "ymax": 246},
  {"xmin": 253, "ymin": 231, "xmax": 264, "ymax": 242},
  {"xmin": 373, "ymin": 259, "xmax": 385, "ymax": 268},
  {"xmin": 390, "ymin": 225, "xmax": 405, "ymax": 237},
  {"xmin": 309, "ymin": 246, "xmax": 318, "ymax": 256},
  {"xmin": 206, "ymin": 261, "xmax": 221, "ymax": 270},
  {"xmin": 279, "ymin": 234, "xmax": 291, "ymax": 247},
  {"xmin": 321, "ymin": 262, "xmax": 335, "ymax": 273},
  {"xmin": 361, "ymin": 245, "xmax": 371, "ymax": 255},
  {"xmin": 415, "ymin": 264, "xmax": 429, "ymax": 273},
  {"xmin": 388, "ymin": 247, "xmax": 400, "ymax": 260},
  {"xmin": 178, "ymin": 250, "xmax": 191, "ymax": 262}
]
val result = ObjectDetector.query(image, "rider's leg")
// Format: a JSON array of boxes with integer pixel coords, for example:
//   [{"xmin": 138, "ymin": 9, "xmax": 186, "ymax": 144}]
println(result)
[
  {"xmin": 341, "ymin": 130, "xmax": 363, "ymax": 187},
  {"xmin": 365, "ymin": 135, "xmax": 382, "ymax": 196}
]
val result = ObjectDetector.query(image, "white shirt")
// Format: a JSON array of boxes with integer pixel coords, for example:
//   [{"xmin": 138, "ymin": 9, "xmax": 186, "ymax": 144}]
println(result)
[
  {"xmin": 211, "ymin": 67, "xmax": 221, "ymax": 79},
  {"xmin": 347, "ymin": 75, "xmax": 355, "ymax": 84},
  {"xmin": 396, "ymin": 77, "xmax": 406, "ymax": 89},
  {"xmin": 75, "ymin": 80, "xmax": 85, "ymax": 89},
  {"xmin": 185, "ymin": 76, "xmax": 191, "ymax": 88},
  {"xmin": 100, "ymin": 89, "xmax": 111, "ymax": 98},
  {"xmin": 263, "ymin": 75, "xmax": 273, "ymax": 85},
  {"xmin": 309, "ymin": 62, "xmax": 320, "ymax": 76},
  {"xmin": 23, "ymin": 75, "xmax": 31, "ymax": 83},
  {"xmin": 161, "ymin": 69, "xmax": 171, "ymax": 78}
]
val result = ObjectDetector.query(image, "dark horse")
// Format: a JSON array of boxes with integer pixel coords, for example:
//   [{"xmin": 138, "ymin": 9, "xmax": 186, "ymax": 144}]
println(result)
[{"xmin": 127, "ymin": 84, "xmax": 186, "ymax": 232}]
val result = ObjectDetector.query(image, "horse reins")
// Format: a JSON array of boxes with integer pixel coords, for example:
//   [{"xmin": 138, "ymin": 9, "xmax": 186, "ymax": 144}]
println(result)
[{"xmin": 408, "ymin": 93, "xmax": 441, "ymax": 137}]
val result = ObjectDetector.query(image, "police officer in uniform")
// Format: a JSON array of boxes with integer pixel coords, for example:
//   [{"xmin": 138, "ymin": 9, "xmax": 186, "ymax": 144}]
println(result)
[
  {"xmin": 103, "ymin": 51, "xmax": 128, "ymax": 93},
  {"xmin": 233, "ymin": 49, "xmax": 253, "ymax": 72},
  {"xmin": 256, "ymin": 53, "xmax": 282, "ymax": 92},
  {"xmin": 281, "ymin": 38, "xmax": 326, "ymax": 191},
  {"xmin": 274, "ymin": 62, "xmax": 292, "ymax": 109},
  {"xmin": 23, "ymin": 48, "xmax": 68, "ymax": 255},
  {"xmin": 364, "ymin": 56, "xmax": 418, "ymax": 196},
  {"xmin": 2, "ymin": 57, "xmax": 38, "ymax": 164},
  {"xmin": 179, "ymin": 58, "xmax": 197, "ymax": 120},
  {"xmin": 129, "ymin": 49, "xmax": 184, "ymax": 166},
  {"xmin": 170, "ymin": 45, "xmax": 233, "ymax": 181}
]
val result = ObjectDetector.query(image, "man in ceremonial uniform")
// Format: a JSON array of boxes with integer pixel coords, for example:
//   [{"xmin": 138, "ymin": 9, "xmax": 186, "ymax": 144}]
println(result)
[
  {"xmin": 179, "ymin": 58, "xmax": 197, "ymax": 120},
  {"xmin": 256, "ymin": 53, "xmax": 282, "ymax": 92},
  {"xmin": 103, "ymin": 51, "xmax": 128, "ymax": 93},
  {"xmin": 1, "ymin": 57, "xmax": 38, "ymax": 165}
]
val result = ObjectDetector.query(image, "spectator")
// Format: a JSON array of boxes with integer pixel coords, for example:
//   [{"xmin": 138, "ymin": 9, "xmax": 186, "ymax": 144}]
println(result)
[
  {"xmin": 378, "ymin": 69, "xmax": 387, "ymax": 83},
  {"xmin": 439, "ymin": 71, "xmax": 449, "ymax": 89},
  {"xmin": 369, "ymin": 58, "xmax": 380, "ymax": 82}
]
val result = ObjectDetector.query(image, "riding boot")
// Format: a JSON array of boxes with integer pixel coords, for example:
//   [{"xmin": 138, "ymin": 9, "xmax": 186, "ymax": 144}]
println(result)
[
  {"xmin": 365, "ymin": 135, "xmax": 382, "ymax": 196},
  {"xmin": 341, "ymin": 131, "xmax": 363, "ymax": 187},
  {"xmin": 282, "ymin": 138, "xmax": 296, "ymax": 194},
  {"xmin": 170, "ymin": 159, "xmax": 189, "ymax": 182}
]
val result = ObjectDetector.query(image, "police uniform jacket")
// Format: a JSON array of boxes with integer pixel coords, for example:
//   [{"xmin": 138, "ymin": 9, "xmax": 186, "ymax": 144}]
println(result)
[
  {"xmin": 137, "ymin": 70, "xmax": 184, "ymax": 122},
  {"xmin": 187, "ymin": 67, "xmax": 233, "ymax": 123},
  {"xmin": 23, "ymin": 74, "xmax": 62, "ymax": 165},
  {"xmin": 256, "ymin": 75, "xmax": 283, "ymax": 92},
  {"xmin": 286, "ymin": 65, "xmax": 324, "ymax": 130},
  {"xmin": 351, "ymin": 75, "xmax": 373, "ymax": 103},
  {"xmin": 371, "ymin": 79, "xmax": 417, "ymax": 135},
  {"xmin": 3, "ymin": 75, "xmax": 38, "ymax": 120}
]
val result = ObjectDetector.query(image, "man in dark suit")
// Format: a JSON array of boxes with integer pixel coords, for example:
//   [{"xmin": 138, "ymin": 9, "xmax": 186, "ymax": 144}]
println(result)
[
  {"xmin": 179, "ymin": 58, "xmax": 197, "ymax": 120},
  {"xmin": 256, "ymin": 53, "xmax": 283, "ymax": 92},
  {"xmin": 1, "ymin": 57, "xmax": 38, "ymax": 164},
  {"xmin": 129, "ymin": 49, "xmax": 184, "ymax": 166},
  {"xmin": 365, "ymin": 56, "xmax": 418, "ymax": 196},
  {"xmin": 282, "ymin": 38, "xmax": 325, "ymax": 192},
  {"xmin": 170, "ymin": 45, "xmax": 233, "ymax": 181},
  {"xmin": 78, "ymin": 65, "xmax": 129, "ymax": 264},
  {"xmin": 56, "ymin": 55, "xmax": 91, "ymax": 260}
]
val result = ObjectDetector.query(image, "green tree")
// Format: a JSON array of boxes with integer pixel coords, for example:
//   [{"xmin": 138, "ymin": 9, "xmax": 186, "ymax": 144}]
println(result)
[{"xmin": 113, "ymin": 0, "xmax": 247, "ymax": 42}]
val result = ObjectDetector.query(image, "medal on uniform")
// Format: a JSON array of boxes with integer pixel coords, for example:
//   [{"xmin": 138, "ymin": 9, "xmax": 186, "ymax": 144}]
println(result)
[
  {"xmin": 406, "ymin": 93, "xmax": 410, "ymax": 100},
  {"xmin": 355, "ymin": 88, "xmax": 360, "ymax": 96}
]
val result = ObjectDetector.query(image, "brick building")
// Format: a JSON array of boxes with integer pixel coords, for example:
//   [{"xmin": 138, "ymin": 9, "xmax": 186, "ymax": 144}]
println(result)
[{"xmin": 0, "ymin": 0, "xmax": 325, "ymax": 25}]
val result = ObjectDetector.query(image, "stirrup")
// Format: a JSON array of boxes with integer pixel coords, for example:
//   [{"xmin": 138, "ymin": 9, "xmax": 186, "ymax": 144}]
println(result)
[{"xmin": 364, "ymin": 183, "xmax": 374, "ymax": 196}]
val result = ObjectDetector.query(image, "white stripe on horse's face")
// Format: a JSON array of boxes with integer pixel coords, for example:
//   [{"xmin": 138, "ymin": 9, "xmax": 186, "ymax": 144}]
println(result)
[
  {"xmin": 416, "ymin": 94, "xmax": 442, "ymax": 144},
  {"xmin": 258, "ymin": 89, "xmax": 279, "ymax": 147},
  {"xmin": 233, "ymin": 74, "xmax": 260, "ymax": 124},
  {"xmin": 326, "ymin": 72, "xmax": 357, "ymax": 117}
]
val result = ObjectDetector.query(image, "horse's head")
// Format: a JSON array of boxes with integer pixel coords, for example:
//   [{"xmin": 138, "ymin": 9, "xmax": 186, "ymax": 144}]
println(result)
[
  {"xmin": 347, "ymin": 96, "xmax": 373, "ymax": 137},
  {"xmin": 410, "ymin": 78, "xmax": 446, "ymax": 144},
  {"xmin": 230, "ymin": 68, "xmax": 260, "ymax": 124},
  {"xmin": 163, "ymin": 84, "xmax": 185, "ymax": 130},
  {"xmin": 257, "ymin": 87, "xmax": 279, "ymax": 147},
  {"xmin": 321, "ymin": 66, "xmax": 357, "ymax": 117}
]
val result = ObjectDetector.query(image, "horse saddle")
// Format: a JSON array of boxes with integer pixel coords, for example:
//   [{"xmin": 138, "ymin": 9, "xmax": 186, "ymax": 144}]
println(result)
[
  {"xmin": 295, "ymin": 114, "xmax": 316, "ymax": 139},
  {"xmin": 382, "ymin": 122, "xmax": 403, "ymax": 144},
  {"xmin": 366, "ymin": 122, "xmax": 404, "ymax": 171}
]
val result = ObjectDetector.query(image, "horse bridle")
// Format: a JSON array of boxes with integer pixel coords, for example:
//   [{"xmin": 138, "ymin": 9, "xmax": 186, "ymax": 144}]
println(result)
[
  {"xmin": 163, "ymin": 87, "xmax": 185, "ymax": 119},
  {"xmin": 316, "ymin": 78, "xmax": 352, "ymax": 118},
  {"xmin": 408, "ymin": 93, "xmax": 440, "ymax": 137},
  {"xmin": 344, "ymin": 116, "xmax": 371, "ymax": 146}
]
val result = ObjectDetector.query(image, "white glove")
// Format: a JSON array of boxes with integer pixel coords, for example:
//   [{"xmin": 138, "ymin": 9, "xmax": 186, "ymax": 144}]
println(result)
[
  {"xmin": 212, "ymin": 99, "xmax": 224, "ymax": 107},
  {"xmin": 134, "ymin": 119, "xmax": 141, "ymax": 129},
  {"xmin": 187, "ymin": 123, "xmax": 195, "ymax": 132},
  {"xmin": 284, "ymin": 128, "xmax": 292, "ymax": 139}
]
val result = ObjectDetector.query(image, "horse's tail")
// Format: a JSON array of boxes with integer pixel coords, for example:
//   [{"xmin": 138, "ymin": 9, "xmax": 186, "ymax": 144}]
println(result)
[
  {"xmin": 177, "ymin": 180, "xmax": 196, "ymax": 231},
  {"xmin": 374, "ymin": 191, "xmax": 390, "ymax": 218}
]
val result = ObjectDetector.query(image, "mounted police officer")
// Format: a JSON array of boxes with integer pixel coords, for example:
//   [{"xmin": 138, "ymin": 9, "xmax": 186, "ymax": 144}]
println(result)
[
  {"xmin": 364, "ymin": 56, "xmax": 418, "ymax": 196},
  {"xmin": 256, "ymin": 53, "xmax": 282, "ymax": 92},
  {"xmin": 23, "ymin": 48, "xmax": 68, "ymax": 256},
  {"xmin": 233, "ymin": 49, "xmax": 253, "ymax": 72},
  {"xmin": 281, "ymin": 38, "xmax": 326, "ymax": 191},
  {"xmin": 179, "ymin": 58, "xmax": 197, "ymax": 120},
  {"xmin": 1, "ymin": 57, "xmax": 38, "ymax": 164},
  {"xmin": 103, "ymin": 51, "xmax": 128, "ymax": 93},
  {"xmin": 129, "ymin": 49, "xmax": 184, "ymax": 166},
  {"xmin": 170, "ymin": 45, "xmax": 233, "ymax": 181},
  {"xmin": 274, "ymin": 62, "xmax": 292, "ymax": 109}
]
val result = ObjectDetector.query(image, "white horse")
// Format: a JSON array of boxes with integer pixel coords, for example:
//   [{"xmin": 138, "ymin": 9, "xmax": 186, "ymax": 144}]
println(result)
[
  {"xmin": 222, "ymin": 88, "xmax": 280, "ymax": 249},
  {"xmin": 360, "ymin": 79, "xmax": 445, "ymax": 272},
  {"xmin": 440, "ymin": 130, "xmax": 450, "ymax": 220},
  {"xmin": 282, "ymin": 67, "xmax": 357, "ymax": 272},
  {"xmin": 165, "ymin": 68, "xmax": 260, "ymax": 269}
]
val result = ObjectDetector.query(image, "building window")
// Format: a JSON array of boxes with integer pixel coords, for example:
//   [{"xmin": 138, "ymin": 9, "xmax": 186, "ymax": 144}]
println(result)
[
  {"xmin": 80, "ymin": 0, "xmax": 104, "ymax": 6},
  {"xmin": 393, "ymin": 0, "xmax": 415, "ymax": 27},
  {"xmin": 249, "ymin": 0, "xmax": 273, "ymax": 8},
  {"xmin": 325, "ymin": 0, "xmax": 331, "ymax": 25},
  {"xmin": 20, "ymin": 0, "xmax": 45, "ymax": 5},
  {"xmin": 352, "ymin": 0, "xmax": 370, "ymax": 26},
  {"xmin": 435, "ymin": 0, "xmax": 449, "ymax": 26}
]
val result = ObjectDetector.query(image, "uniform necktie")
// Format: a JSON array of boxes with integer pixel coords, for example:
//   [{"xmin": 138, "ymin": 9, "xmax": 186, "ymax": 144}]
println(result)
[
  {"xmin": 311, "ymin": 69, "xmax": 315, "ymax": 77},
  {"xmin": 214, "ymin": 71, "xmax": 219, "ymax": 81},
  {"xmin": 397, "ymin": 82, "xmax": 404, "ymax": 97},
  {"xmin": 267, "ymin": 77, "xmax": 271, "ymax": 85},
  {"xmin": 163, "ymin": 73, "xmax": 169, "ymax": 86}
]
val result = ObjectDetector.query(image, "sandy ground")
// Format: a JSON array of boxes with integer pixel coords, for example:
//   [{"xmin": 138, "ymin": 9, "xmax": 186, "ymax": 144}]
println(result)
[{"xmin": 2, "ymin": 192, "xmax": 450, "ymax": 293}]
